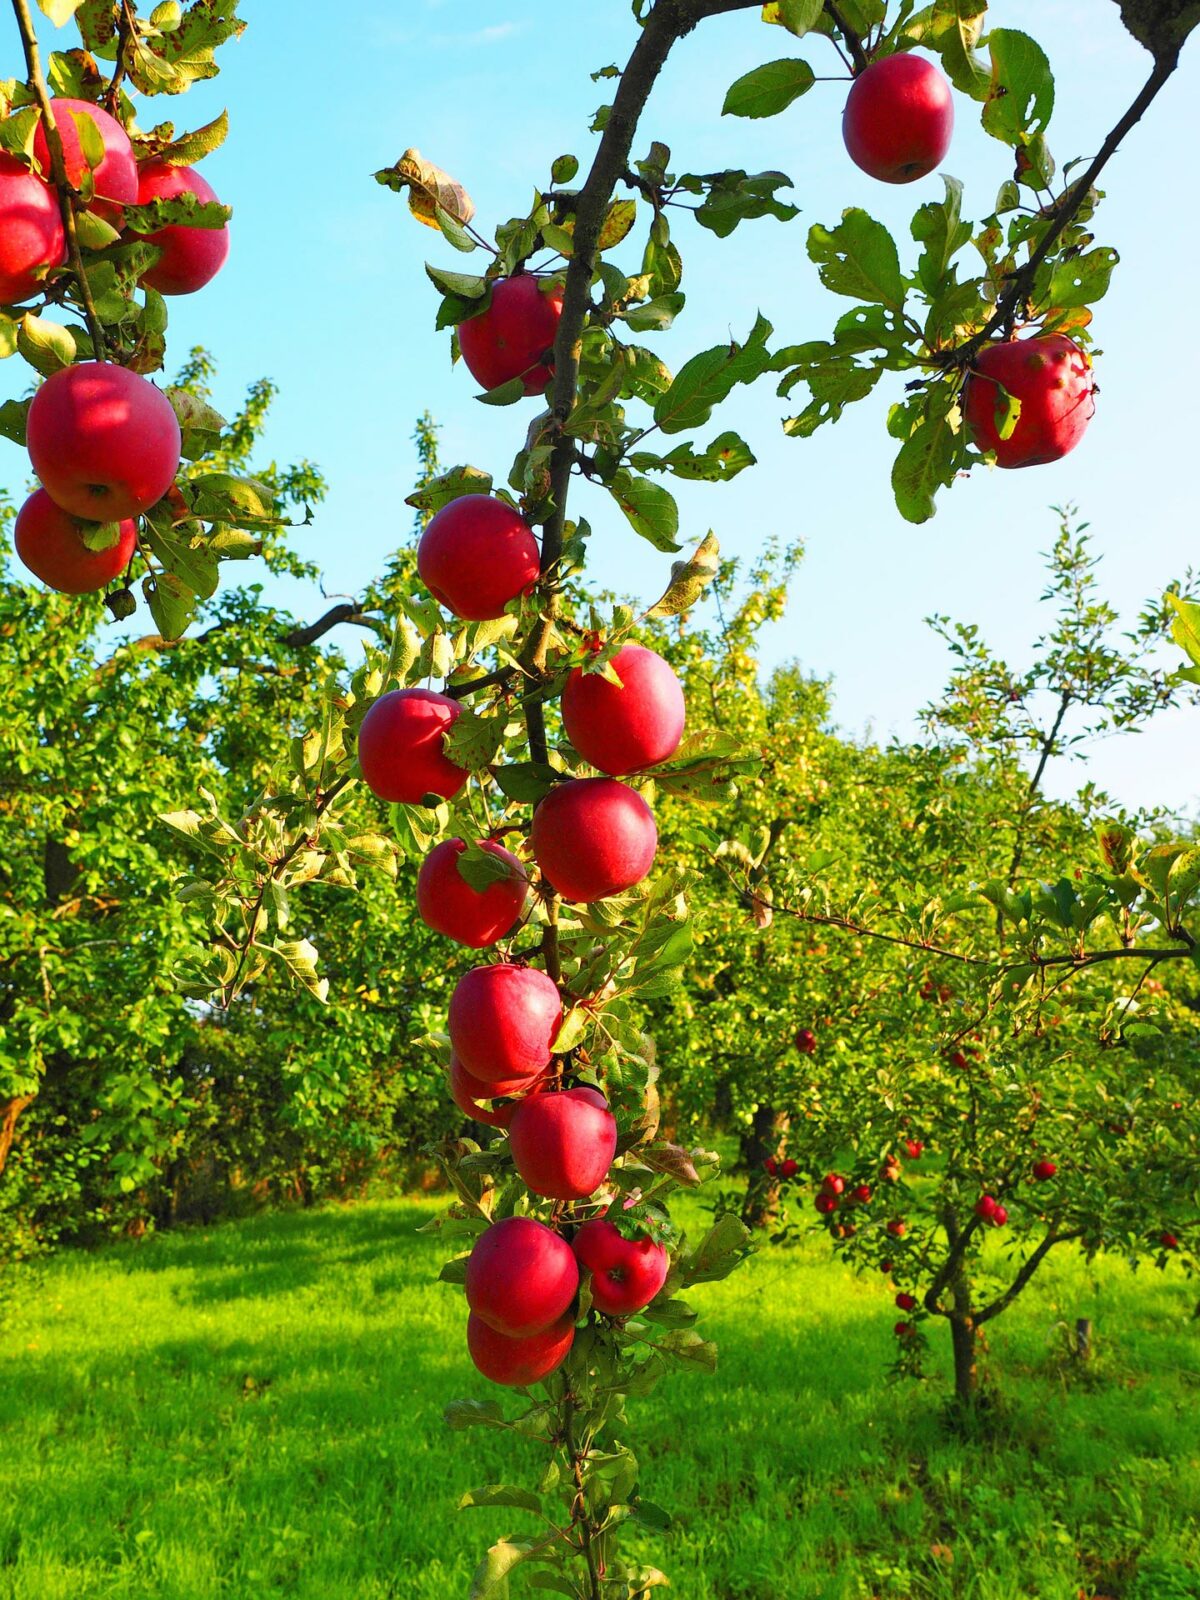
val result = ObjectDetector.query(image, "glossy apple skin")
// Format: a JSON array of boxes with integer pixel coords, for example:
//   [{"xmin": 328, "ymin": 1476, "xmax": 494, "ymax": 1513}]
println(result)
[
  {"xmin": 963, "ymin": 334, "xmax": 1094, "ymax": 468},
  {"xmin": 842, "ymin": 54, "xmax": 953, "ymax": 184},
  {"xmin": 466, "ymin": 1215, "xmax": 579, "ymax": 1337},
  {"xmin": 458, "ymin": 275, "xmax": 564, "ymax": 396},
  {"xmin": 32, "ymin": 98, "xmax": 137, "ymax": 213},
  {"xmin": 417, "ymin": 837, "xmax": 529, "ymax": 948},
  {"xmin": 508, "ymin": 1088, "xmax": 618, "ymax": 1201},
  {"xmin": 449, "ymin": 963, "xmax": 562, "ymax": 1086},
  {"xmin": 562, "ymin": 644, "xmax": 685, "ymax": 776},
  {"xmin": 27, "ymin": 362, "xmax": 181, "ymax": 522},
  {"xmin": 0, "ymin": 155, "xmax": 65, "ymax": 303},
  {"xmin": 448, "ymin": 1057, "xmax": 520, "ymax": 1129},
  {"xmin": 417, "ymin": 494, "xmax": 541, "ymax": 622},
  {"xmin": 572, "ymin": 1218, "xmax": 668, "ymax": 1317},
  {"xmin": 356, "ymin": 688, "xmax": 468, "ymax": 805},
  {"xmin": 13, "ymin": 488, "xmax": 136, "ymax": 594},
  {"xmin": 531, "ymin": 778, "xmax": 657, "ymax": 903},
  {"xmin": 467, "ymin": 1310, "xmax": 574, "ymax": 1387},
  {"xmin": 136, "ymin": 162, "xmax": 230, "ymax": 296}
]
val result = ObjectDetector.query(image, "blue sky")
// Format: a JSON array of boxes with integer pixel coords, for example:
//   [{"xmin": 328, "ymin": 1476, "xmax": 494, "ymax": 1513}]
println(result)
[{"xmin": 3, "ymin": 1, "xmax": 1197, "ymax": 817}]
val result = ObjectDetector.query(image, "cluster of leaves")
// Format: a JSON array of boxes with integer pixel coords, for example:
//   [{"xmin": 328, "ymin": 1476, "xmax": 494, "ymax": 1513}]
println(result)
[{"xmin": 0, "ymin": 1, "xmax": 309, "ymax": 635}]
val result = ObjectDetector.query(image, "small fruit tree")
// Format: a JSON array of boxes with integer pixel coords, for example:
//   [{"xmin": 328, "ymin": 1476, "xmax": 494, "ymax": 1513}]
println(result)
[{"xmin": 71, "ymin": 1, "xmax": 1195, "ymax": 1595}]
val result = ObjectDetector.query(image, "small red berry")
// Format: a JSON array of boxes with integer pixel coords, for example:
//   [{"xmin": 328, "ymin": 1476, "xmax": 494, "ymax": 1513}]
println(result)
[
  {"xmin": 895, "ymin": 1292, "xmax": 917, "ymax": 1311},
  {"xmin": 1032, "ymin": 1160, "xmax": 1057, "ymax": 1181}
]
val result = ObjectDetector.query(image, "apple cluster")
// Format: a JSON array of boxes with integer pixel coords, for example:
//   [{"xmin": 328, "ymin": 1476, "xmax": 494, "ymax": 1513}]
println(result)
[
  {"xmin": 358, "ymin": 290, "xmax": 699, "ymax": 1379},
  {"xmin": 4, "ymin": 97, "xmax": 230, "ymax": 595}
]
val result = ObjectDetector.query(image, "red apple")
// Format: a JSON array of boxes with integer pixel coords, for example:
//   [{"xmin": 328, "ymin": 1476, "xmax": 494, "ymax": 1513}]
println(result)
[
  {"xmin": 852, "ymin": 1184, "xmax": 873, "ymax": 1204},
  {"xmin": 13, "ymin": 488, "xmax": 135, "ymax": 594},
  {"xmin": 880, "ymin": 1260, "xmax": 894, "ymax": 1274},
  {"xmin": 0, "ymin": 155, "xmax": 65, "ymax": 303},
  {"xmin": 457, "ymin": 274, "xmax": 564, "ymax": 395},
  {"xmin": 466, "ymin": 1216, "xmax": 578, "ymax": 1337},
  {"xmin": 572, "ymin": 1218, "xmax": 668, "ymax": 1317},
  {"xmin": 531, "ymin": 778, "xmax": 657, "ymax": 902},
  {"xmin": 448, "ymin": 962, "xmax": 562, "ymax": 1085},
  {"xmin": 895, "ymin": 1291, "xmax": 917, "ymax": 1311},
  {"xmin": 1032, "ymin": 1160, "xmax": 1057, "ymax": 1181},
  {"xmin": 779, "ymin": 1158, "xmax": 798, "ymax": 1179},
  {"xmin": 815, "ymin": 1194, "xmax": 837, "ymax": 1215},
  {"xmin": 964, "ymin": 334, "xmax": 1094, "ymax": 468},
  {"xmin": 992, "ymin": 1204, "xmax": 1008, "ymax": 1227},
  {"xmin": 27, "ymin": 362, "xmax": 181, "ymax": 522},
  {"xmin": 1160, "ymin": 1232, "xmax": 1179, "ymax": 1251},
  {"xmin": 508, "ymin": 1087, "xmax": 617, "ymax": 1201},
  {"xmin": 32, "ymin": 98, "xmax": 136, "ymax": 214},
  {"xmin": 904, "ymin": 1140, "xmax": 924, "ymax": 1160},
  {"xmin": 894, "ymin": 1320, "xmax": 915, "ymax": 1338},
  {"xmin": 793, "ymin": 1027, "xmax": 817, "ymax": 1055},
  {"xmin": 417, "ymin": 494, "xmax": 541, "ymax": 621},
  {"xmin": 356, "ymin": 687, "xmax": 468, "ymax": 805},
  {"xmin": 975, "ymin": 1194, "xmax": 999, "ymax": 1221},
  {"xmin": 763, "ymin": 1157, "xmax": 778, "ymax": 1176},
  {"xmin": 821, "ymin": 1173, "xmax": 845, "ymax": 1197},
  {"xmin": 416, "ymin": 837, "xmax": 528, "ymax": 948},
  {"xmin": 467, "ymin": 1309, "xmax": 574, "ymax": 1387},
  {"xmin": 136, "ymin": 162, "xmax": 230, "ymax": 295},
  {"xmin": 448, "ymin": 1055, "xmax": 534, "ymax": 1129},
  {"xmin": 842, "ymin": 53, "xmax": 953, "ymax": 184},
  {"xmin": 886, "ymin": 1219, "xmax": 907, "ymax": 1237},
  {"xmin": 561, "ymin": 644, "xmax": 685, "ymax": 776}
]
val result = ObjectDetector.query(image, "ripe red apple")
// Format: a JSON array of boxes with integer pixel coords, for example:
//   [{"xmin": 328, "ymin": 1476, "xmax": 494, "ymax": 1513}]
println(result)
[
  {"xmin": 852, "ymin": 1184, "xmax": 873, "ymax": 1204},
  {"xmin": 530, "ymin": 778, "xmax": 657, "ymax": 902},
  {"xmin": 1160, "ymin": 1232, "xmax": 1179, "ymax": 1251},
  {"xmin": 448, "ymin": 1055, "xmax": 536, "ymax": 1129},
  {"xmin": 1032, "ymin": 1159, "xmax": 1057, "ymax": 1181},
  {"xmin": 465, "ymin": 1215, "xmax": 578, "ymax": 1337},
  {"xmin": 448, "ymin": 962, "xmax": 562, "ymax": 1085},
  {"xmin": 815, "ymin": 1193, "xmax": 837, "ymax": 1215},
  {"xmin": 992, "ymin": 1204, "xmax": 1009, "ymax": 1227},
  {"xmin": 821, "ymin": 1173, "xmax": 845, "ymax": 1197},
  {"xmin": 27, "ymin": 362, "xmax": 181, "ymax": 522},
  {"xmin": 762, "ymin": 1157, "xmax": 778, "ymax": 1176},
  {"xmin": 356, "ymin": 687, "xmax": 468, "ymax": 805},
  {"xmin": 975, "ymin": 1194, "xmax": 999, "ymax": 1221},
  {"xmin": 508, "ymin": 1087, "xmax": 617, "ymax": 1201},
  {"xmin": 886, "ymin": 1218, "xmax": 907, "ymax": 1237},
  {"xmin": 561, "ymin": 643, "xmax": 685, "ymax": 776},
  {"xmin": 136, "ymin": 161, "xmax": 230, "ymax": 295},
  {"xmin": 842, "ymin": 53, "xmax": 953, "ymax": 184},
  {"xmin": 572, "ymin": 1218, "xmax": 668, "ymax": 1317},
  {"xmin": 416, "ymin": 837, "xmax": 528, "ymax": 948},
  {"xmin": 457, "ymin": 274, "xmax": 564, "ymax": 395},
  {"xmin": 964, "ymin": 334, "xmax": 1094, "ymax": 468},
  {"xmin": 949, "ymin": 1050, "xmax": 969, "ymax": 1070},
  {"xmin": 904, "ymin": 1140, "xmax": 924, "ymax": 1160},
  {"xmin": 32, "ymin": 98, "xmax": 136, "ymax": 214},
  {"xmin": 0, "ymin": 155, "xmax": 65, "ymax": 303},
  {"xmin": 779, "ymin": 1158, "xmax": 798, "ymax": 1180},
  {"xmin": 467, "ymin": 1309, "xmax": 574, "ymax": 1387},
  {"xmin": 894, "ymin": 1320, "xmax": 915, "ymax": 1338},
  {"xmin": 880, "ymin": 1260, "xmax": 894, "ymax": 1274},
  {"xmin": 13, "ymin": 488, "xmax": 135, "ymax": 594},
  {"xmin": 895, "ymin": 1292, "xmax": 917, "ymax": 1311},
  {"xmin": 793, "ymin": 1027, "xmax": 817, "ymax": 1055},
  {"xmin": 417, "ymin": 494, "xmax": 541, "ymax": 622}
]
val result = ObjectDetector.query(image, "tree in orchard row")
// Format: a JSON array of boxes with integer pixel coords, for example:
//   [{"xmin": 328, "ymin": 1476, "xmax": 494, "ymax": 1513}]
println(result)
[
  {"xmin": 0, "ymin": 0, "xmax": 303, "ymax": 640},
  {"xmin": 166, "ymin": 0, "xmax": 1196, "ymax": 1590}
]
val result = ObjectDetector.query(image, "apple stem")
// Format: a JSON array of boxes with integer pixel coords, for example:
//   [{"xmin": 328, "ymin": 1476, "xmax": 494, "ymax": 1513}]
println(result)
[{"xmin": 10, "ymin": 0, "xmax": 110, "ymax": 361}]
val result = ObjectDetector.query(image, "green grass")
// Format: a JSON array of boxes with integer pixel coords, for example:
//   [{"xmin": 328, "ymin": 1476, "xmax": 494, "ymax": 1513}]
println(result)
[{"xmin": 1, "ymin": 1194, "xmax": 1198, "ymax": 1600}]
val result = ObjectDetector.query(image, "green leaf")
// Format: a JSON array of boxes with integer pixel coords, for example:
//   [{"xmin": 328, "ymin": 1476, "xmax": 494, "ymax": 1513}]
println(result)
[
  {"xmin": 37, "ymin": 0, "xmax": 82, "ymax": 26},
  {"xmin": 405, "ymin": 464, "xmax": 493, "ymax": 516},
  {"xmin": 551, "ymin": 153, "xmax": 578, "ymax": 184},
  {"xmin": 188, "ymin": 473, "xmax": 277, "ymax": 527},
  {"xmin": 0, "ymin": 397, "xmax": 29, "ymax": 444},
  {"xmin": 470, "ymin": 1539, "xmax": 537, "ymax": 1600},
  {"xmin": 444, "ymin": 1398, "xmax": 506, "ymax": 1431},
  {"xmin": 653, "ymin": 313, "xmax": 773, "ymax": 435},
  {"xmin": 74, "ymin": 209, "xmax": 122, "ymax": 250},
  {"xmin": 1047, "ymin": 246, "xmax": 1118, "ymax": 309},
  {"xmin": 551, "ymin": 1006, "xmax": 590, "ymax": 1054},
  {"xmin": 266, "ymin": 938, "xmax": 330, "ymax": 1004},
  {"xmin": 645, "ymin": 531, "xmax": 720, "ymax": 618},
  {"xmin": 442, "ymin": 710, "xmax": 508, "ymax": 772},
  {"xmin": 694, "ymin": 168, "xmax": 798, "ymax": 237},
  {"xmin": 982, "ymin": 28, "xmax": 1054, "ymax": 145},
  {"xmin": 493, "ymin": 763, "xmax": 557, "ymax": 804},
  {"xmin": 684, "ymin": 1214, "xmax": 752, "ymax": 1285},
  {"xmin": 608, "ymin": 471, "xmax": 680, "ymax": 552},
  {"xmin": 597, "ymin": 198, "xmax": 637, "ymax": 250},
  {"xmin": 163, "ymin": 110, "xmax": 230, "ymax": 165},
  {"xmin": 425, "ymin": 264, "xmax": 489, "ymax": 301},
  {"xmin": 459, "ymin": 1485, "xmax": 542, "ymax": 1513},
  {"xmin": 890, "ymin": 387, "xmax": 962, "ymax": 523},
  {"xmin": 911, "ymin": 175, "xmax": 971, "ymax": 295},
  {"xmin": 623, "ymin": 292, "xmax": 685, "ymax": 332},
  {"xmin": 476, "ymin": 375, "xmax": 526, "ymax": 406},
  {"xmin": 0, "ymin": 315, "xmax": 17, "ymax": 360},
  {"xmin": 141, "ymin": 570, "xmax": 198, "ymax": 641},
  {"xmin": 166, "ymin": 388, "xmax": 227, "ymax": 461},
  {"xmin": 808, "ymin": 210, "xmax": 906, "ymax": 308},
  {"xmin": 722, "ymin": 57, "xmax": 815, "ymax": 118},
  {"xmin": 762, "ymin": 0, "xmax": 824, "ymax": 37},
  {"xmin": 456, "ymin": 839, "xmax": 522, "ymax": 893},
  {"xmin": 657, "ymin": 1328, "xmax": 718, "ymax": 1373},
  {"xmin": 17, "ymin": 313, "xmax": 75, "ymax": 375},
  {"xmin": 1167, "ymin": 592, "xmax": 1200, "ymax": 672},
  {"xmin": 630, "ymin": 432, "xmax": 755, "ymax": 483}
]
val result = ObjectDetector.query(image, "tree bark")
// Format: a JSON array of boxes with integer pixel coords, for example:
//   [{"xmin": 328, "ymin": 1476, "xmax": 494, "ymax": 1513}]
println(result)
[
  {"xmin": 0, "ymin": 1094, "xmax": 34, "ymax": 1180},
  {"xmin": 948, "ymin": 1260, "xmax": 978, "ymax": 1408},
  {"xmin": 740, "ymin": 1104, "xmax": 788, "ymax": 1227}
]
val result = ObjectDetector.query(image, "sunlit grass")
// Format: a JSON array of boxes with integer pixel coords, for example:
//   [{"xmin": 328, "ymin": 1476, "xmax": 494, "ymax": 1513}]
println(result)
[{"xmin": 1, "ymin": 1192, "xmax": 1197, "ymax": 1599}]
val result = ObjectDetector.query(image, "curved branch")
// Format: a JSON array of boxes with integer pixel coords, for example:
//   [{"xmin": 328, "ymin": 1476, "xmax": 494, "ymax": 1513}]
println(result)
[{"xmin": 975, "ymin": 1224, "xmax": 1082, "ymax": 1325}]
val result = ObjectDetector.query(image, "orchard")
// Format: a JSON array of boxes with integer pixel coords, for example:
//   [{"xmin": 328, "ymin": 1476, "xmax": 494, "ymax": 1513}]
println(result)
[{"xmin": 0, "ymin": 2, "xmax": 1198, "ymax": 1599}]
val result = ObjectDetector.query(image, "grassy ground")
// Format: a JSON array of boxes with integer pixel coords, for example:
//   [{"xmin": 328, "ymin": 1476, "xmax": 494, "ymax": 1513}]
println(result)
[{"xmin": 0, "ymin": 1193, "xmax": 1197, "ymax": 1600}]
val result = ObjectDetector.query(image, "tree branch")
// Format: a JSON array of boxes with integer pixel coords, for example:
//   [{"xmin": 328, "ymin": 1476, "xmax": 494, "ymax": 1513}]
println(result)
[
  {"xmin": 824, "ymin": 1, "xmax": 869, "ymax": 73},
  {"xmin": 975, "ymin": 1224, "xmax": 1082, "ymax": 1325},
  {"xmin": 11, "ymin": 0, "xmax": 108, "ymax": 358},
  {"xmin": 281, "ymin": 603, "xmax": 378, "ymax": 649}
]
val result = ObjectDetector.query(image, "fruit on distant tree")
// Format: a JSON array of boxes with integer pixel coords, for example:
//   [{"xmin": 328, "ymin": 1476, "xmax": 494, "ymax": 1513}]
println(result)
[
  {"xmin": 572, "ymin": 1219, "xmax": 668, "ymax": 1316},
  {"xmin": 904, "ymin": 1139, "xmax": 924, "ymax": 1160},
  {"xmin": 356, "ymin": 687, "xmax": 468, "ymax": 804},
  {"xmin": 457, "ymin": 274, "xmax": 564, "ymax": 395},
  {"xmin": 894, "ymin": 1320, "xmax": 915, "ymax": 1338},
  {"xmin": 821, "ymin": 1173, "xmax": 845, "ymax": 1197},
  {"xmin": 1160, "ymin": 1232, "xmax": 1179, "ymax": 1251},
  {"xmin": 508, "ymin": 1087, "xmax": 617, "ymax": 1201},
  {"xmin": 448, "ymin": 962, "xmax": 562, "ymax": 1085},
  {"xmin": 27, "ymin": 362, "xmax": 181, "ymax": 522},
  {"xmin": 762, "ymin": 1157, "xmax": 778, "ymax": 1176},
  {"xmin": 417, "ymin": 494, "xmax": 541, "ymax": 621},
  {"xmin": 416, "ymin": 837, "xmax": 528, "ymax": 947},
  {"xmin": 886, "ymin": 1218, "xmax": 907, "ymax": 1237},
  {"xmin": 793, "ymin": 1027, "xmax": 817, "ymax": 1055},
  {"xmin": 842, "ymin": 53, "xmax": 954, "ymax": 184},
  {"xmin": 1032, "ymin": 1159, "xmax": 1057, "ymax": 1181},
  {"xmin": 32, "ymin": 98, "xmax": 136, "ymax": 214},
  {"xmin": 561, "ymin": 643, "xmax": 685, "ymax": 775},
  {"xmin": 963, "ymin": 334, "xmax": 1094, "ymax": 468},
  {"xmin": 852, "ymin": 1184, "xmax": 873, "ymax": 1204},
  {"xmin": 136, "ymin": 161, "xmax": 230, "ymax": 295},
  {"xmin": 895, "ymin": 1292, "xmax": 917, "ymax": 1311},
  {"xmin": 13, "ymin": 488, "xmax": 135, "ymax": 593},
  {"xmin": 466, "ymin": 1310, "xmax": 574, "ymax": 1386},
  {"xmin": 779, "ymin": 1158, "xmax": 798, "ymax": 1179},
  {"xmin": 975, "ymin": 1194, "xmax": 999, "ymax": 1221},
  {"xmin": 992, "ymin": 1204, "xmax": 1009, "ymax": 1227},
  {"xmin": 0, "ymin": 154, "xmax": 65, "ymax": 302},
  {"xmin": 815, "ymin": 1193, "xmax": 837, "ymax": 1215},
  {"xmin": 531, "ymin": 778, "xmax": 657, "ymax": 902},
  {"xmin": 465, "ymin": 1215, "xmax": 578, "ymax": 1337}
]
